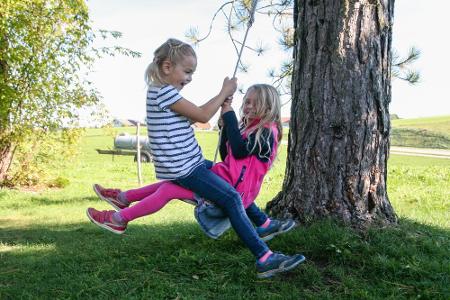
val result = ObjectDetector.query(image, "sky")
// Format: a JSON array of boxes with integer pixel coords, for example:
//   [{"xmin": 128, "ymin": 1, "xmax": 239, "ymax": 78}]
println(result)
[{"xmin": 86, "ymin": 0, "xmax": 450, "ymax": 125}]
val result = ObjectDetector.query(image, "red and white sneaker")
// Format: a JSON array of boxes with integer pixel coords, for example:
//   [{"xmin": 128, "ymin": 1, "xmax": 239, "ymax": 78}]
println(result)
[
  {"xmin": 86, "ymin": 208, "xmax": 127, "ymax": 234},
  {"xmin": 93, "ymin": 184, "xmax": 128, "ymax": 210}
]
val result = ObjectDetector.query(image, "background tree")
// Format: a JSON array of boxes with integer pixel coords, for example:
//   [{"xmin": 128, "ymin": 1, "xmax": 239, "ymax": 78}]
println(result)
[
  {"xmin": 267, "ymin": 0, "xmax": 397, "ymax": 227},
  {"xmin": 0, "ymin": 0, "xmax": 138, "ymax": 186},
  {"xmin": 190, "ymin": 0, "xmax": 404, "ymax": 227}
]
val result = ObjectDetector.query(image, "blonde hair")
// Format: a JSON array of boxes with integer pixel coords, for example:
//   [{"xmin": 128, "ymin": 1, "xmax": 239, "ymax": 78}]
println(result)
[
  {"xmin": 239, "ymin": 84, "xmax": 282, "ymax": 160},
  {"xmin": 144, "ymin": 38, "xmax": 196, "ymax": 87}
]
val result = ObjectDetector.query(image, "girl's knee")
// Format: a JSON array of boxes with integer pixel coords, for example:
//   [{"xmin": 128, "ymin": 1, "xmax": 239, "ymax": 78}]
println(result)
[{"xmin": 223, "ymin": 188, "xmax": 243, "ymax": 207}]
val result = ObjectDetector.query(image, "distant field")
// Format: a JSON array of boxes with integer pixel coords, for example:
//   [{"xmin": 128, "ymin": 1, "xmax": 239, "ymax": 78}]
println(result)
[
  {"xmin": 96, "ymin": 114, "xmax": 450, "ymax": 150},
  {"xmin": 391, "ymin": 115, "xmax": 450, "ymax": 149},
  {"xmin": 392, "ymin": 115, "xmax": 450, "ymax": 135}
]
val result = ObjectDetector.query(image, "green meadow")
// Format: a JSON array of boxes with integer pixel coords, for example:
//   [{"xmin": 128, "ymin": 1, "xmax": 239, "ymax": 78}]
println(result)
[
  {"xmin": 392, "ymin": 115, "xmax": 450, "ymax": 135},
  {"xmin": 391, "ymin": 115, "xmax": 450, "ymax": 149},
  {"xmin": 0, "ymin": 128, "xmax": 449, "ymax": 299}
]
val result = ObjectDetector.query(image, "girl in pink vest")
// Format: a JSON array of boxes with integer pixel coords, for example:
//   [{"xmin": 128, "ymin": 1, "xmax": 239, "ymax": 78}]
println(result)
[
  {"xmin": 88, "ymin": 84, "xmax": 296, "ymax": 240},
  {"xmin": 88, "ymin": 83, "xmax": 304, "ymax": 278},
  {"xmin": 88, "ymin": 84, "xmax": 297, "ymax": 241}
]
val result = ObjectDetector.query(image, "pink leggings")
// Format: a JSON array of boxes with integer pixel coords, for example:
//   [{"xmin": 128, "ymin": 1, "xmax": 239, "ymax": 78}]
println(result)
[{"xmin": 119, "ymin": 181, "xmax": 194, "ymax": 222}]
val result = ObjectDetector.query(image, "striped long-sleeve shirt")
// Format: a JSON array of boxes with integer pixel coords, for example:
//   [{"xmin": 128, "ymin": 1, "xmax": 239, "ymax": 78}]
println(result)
[{"xmin": 146, "ymin": 85, "xmax": 204, "ymax": 180}]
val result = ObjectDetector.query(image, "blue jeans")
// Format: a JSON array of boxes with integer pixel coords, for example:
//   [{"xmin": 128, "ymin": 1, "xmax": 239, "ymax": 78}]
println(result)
[
  {"xmin": 205, "ymin": 159, "xmax": 269, "ymax": 227},
  {"xmin": 246, "ymin": 203, "xmax": 268, "ymax": 227},
  {"xmin": 174, "ymin": 162, "xmax": 269, "ymax": 259}
]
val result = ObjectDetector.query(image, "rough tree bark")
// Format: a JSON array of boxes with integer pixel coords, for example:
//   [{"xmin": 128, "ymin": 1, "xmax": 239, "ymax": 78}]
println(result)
[
  {"xmin": 0, "ymin": 29, "xmax": 13, "ymax": 186},
  {"xmin": 0, "ymin": 140, "xmax": 15, "ymax": 185},
  {"xmin": 267, "ymin": 0, "xmax": 397, "ymax": 227},
  {"xmin": 0, "ymin": 32, "xmax": 12, "ymax": 185}
]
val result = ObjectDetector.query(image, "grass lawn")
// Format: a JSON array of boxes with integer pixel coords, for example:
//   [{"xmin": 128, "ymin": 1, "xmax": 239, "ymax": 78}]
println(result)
[
  {"xmin": 390, "ymin": 115, "xmax": 450, "ymax": 149},
  {"xmin": 391, "ymin": 115, "xmax": 450, "ymax": 136},
  {"xmin": 0, "ymin": 130, "xmax": 449, "ymax": 299}
]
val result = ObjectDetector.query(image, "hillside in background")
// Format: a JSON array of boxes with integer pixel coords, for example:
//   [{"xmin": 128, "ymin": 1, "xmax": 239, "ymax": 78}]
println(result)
[
  {"xmin": 101, "ymin": 115, "xmax": 450, "ymax": 149},
  {"xmin": 391, "ymin": 115, "xmax": 450, "ymax": 149},
  {"xmin": 392, "ymin": 115, "xmax": 450, "ymax": 134}
]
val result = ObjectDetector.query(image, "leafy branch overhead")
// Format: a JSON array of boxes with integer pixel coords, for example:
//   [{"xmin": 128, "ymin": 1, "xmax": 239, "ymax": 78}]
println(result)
[
  {"xmin": 186, "ymin": 0, "xmax": 420, "ymax": 99},
  {"xmin": 186, "ymin": 1, "xmax": 292, "ymax": 74},
  {"xmin": 392, "ymin": 46, "xmax": 421, "ymax": 84}
]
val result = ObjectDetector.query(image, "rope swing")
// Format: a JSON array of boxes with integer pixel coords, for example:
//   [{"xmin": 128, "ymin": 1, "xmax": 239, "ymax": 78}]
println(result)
[{"xmin": 213, "ymin": 0, "xmax": 259, "ymax": 163}]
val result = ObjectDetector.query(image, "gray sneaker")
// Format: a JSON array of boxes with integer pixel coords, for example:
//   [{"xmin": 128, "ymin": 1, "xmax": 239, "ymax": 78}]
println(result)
[
  {"xmin": 257, "ymin": 219, "xmax": 296, "ymax": 241},
  {"xmin": 256, "ymin": 252, "xmax": 306, "ymax": 278}
]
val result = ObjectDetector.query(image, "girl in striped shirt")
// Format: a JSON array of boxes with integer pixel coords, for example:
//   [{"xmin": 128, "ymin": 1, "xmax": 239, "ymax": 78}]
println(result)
[{"xmin": 87, "ymin": 39, "xmax": 305, "ymax": 278}]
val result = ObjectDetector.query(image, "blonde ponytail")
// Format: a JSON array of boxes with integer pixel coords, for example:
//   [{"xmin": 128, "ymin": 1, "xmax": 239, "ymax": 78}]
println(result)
[{"xmin": 144, "ymin": 38, "xmax": 196, "ymax": 87}]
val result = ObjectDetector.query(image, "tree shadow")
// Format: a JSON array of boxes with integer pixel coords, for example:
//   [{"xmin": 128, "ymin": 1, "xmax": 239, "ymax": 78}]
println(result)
[
  {"xmin": 29, "ymin": 196, "xmax": 101, "ymax": 206},
  {"xmin": 276, "ymin": 218, "xmax": 450, "ymax": 299},
  {"xmin": 0, "ymin": 220, "xmax": 263, "ymax": 298},
  {"xmin": 0, "ymin": 217, "xmax": 448, "ymax": 299},
  {"xmin": 0, "ymin": 196, "xmax": 104, "ymax": 210}
]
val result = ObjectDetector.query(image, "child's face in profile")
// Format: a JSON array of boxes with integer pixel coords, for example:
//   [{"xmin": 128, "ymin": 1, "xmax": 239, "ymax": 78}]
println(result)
[
  {"xmin": 243, "ymin": 90, "xmax": 257, "ymax": 121},
  {"xmin": 163, "ymin": 55, "xmax": 197, "ymax": 91}
]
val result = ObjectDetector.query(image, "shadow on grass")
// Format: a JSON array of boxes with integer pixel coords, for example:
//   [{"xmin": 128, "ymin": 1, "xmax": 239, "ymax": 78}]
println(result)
[
  {"xmin": 29, "ymin": 196, "xmax": 101, "ymax": 206},
  {"xmin": 0, "ymin": 218, "xmax": 449, "ymax": 299},
  {"xmin": 0, "ymin": 196, "xmax": 103, "ymax": 210}
]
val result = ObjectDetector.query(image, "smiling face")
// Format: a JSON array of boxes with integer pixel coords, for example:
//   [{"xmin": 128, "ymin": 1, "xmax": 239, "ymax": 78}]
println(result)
[
  {"xmin": 162, "ymin": 55, "xmax": 197, "ymax": 91},
  {"xmin": 242, "ymin": 89, "xmax": 258, "ymax": 121}
]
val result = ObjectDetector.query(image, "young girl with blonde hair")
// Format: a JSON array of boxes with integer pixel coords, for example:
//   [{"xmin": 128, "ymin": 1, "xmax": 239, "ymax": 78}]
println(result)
[{"xmin": 87, "ymin": 38, "xmax": 305, "ymax": 278}]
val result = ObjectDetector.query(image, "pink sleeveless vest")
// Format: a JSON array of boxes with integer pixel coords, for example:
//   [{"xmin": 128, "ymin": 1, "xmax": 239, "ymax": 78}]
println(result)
[{"xmin": 211, "ymin": 122, "xmax": 279, "ymax": 208}]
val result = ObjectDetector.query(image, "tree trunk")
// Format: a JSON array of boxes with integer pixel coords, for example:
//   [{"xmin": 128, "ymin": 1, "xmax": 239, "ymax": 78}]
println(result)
[
  {"xmin": 0, "ymin": 141, "xmax": 15, "ymax": 186},
  {"xmin": 267, "ymin": 0, "xmax": 397, "ymax": 227},
  {"xmin": 0, "ymin": 25, "xmax": 12, "ymax": 186}
]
